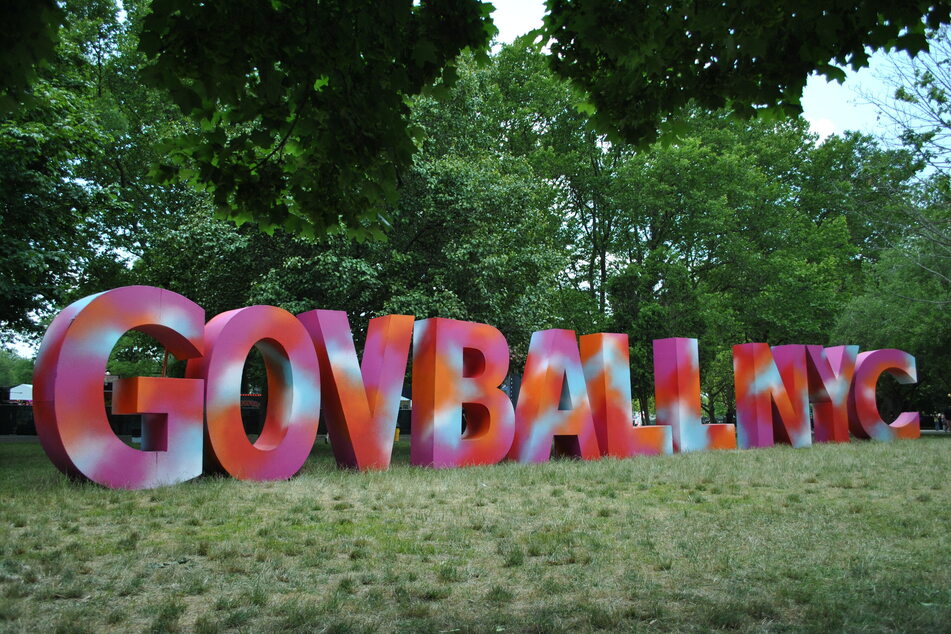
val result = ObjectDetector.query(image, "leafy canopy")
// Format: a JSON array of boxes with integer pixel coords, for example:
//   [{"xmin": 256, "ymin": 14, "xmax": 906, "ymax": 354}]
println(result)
[
  {"xmin": 5, "ymin": 1, "xmax": 951, "ymax": 236},
  {"xmin": 0, "ymin": 1, "xmax": 63, "ymax": 113},
  {"xmin": 139, "ymin": 0, "xmax": 496, "ymax": 238},
  {"xmin": 544, "ymin": 0, "xmax": 951, "ymax": 143}
]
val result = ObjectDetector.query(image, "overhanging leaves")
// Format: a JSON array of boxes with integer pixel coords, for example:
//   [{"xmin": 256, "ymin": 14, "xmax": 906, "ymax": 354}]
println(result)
[{"xmin": 139, "ymin": 0, "xmax": 496, "ymax": 238}]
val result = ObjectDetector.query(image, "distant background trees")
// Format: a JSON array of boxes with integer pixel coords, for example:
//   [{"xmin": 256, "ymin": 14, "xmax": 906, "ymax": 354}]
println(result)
[
  {"xmin": 2, "ymin": 1, "xmax": 948, "ymax": 418},
  {"xmin": 0, "ymin": 350, "xmax": 33, "ymax": 386}
]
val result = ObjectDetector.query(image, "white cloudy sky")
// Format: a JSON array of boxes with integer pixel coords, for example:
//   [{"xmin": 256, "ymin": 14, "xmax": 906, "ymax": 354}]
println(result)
[{"xmin": 491, "ymin": 0, "xmax": 900, "ymax": 142}]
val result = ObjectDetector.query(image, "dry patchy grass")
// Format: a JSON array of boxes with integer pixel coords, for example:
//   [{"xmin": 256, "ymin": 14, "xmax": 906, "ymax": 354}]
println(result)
[{"xmin": 0, "ymin": 436, "xmax": 949, "ymax": 632}]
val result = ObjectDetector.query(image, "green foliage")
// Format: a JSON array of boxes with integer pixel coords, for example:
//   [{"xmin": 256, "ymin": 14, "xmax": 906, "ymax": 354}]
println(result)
[
  {"xmin": 1, "ymin": 0, "xmax": 219, "ymax": 335},
  {"xmin": 138, "ymin": 0, "xmax": 497, "ymax": 238},
  {"xmin": 0, "ymin": 349, "xmax": 33, "ymax": 386},
  {"xmin": 846, "ymin": 28, "xmax": 951, "ymax": 412},
  {"xmin": 2, "ymin": 13, "xmax": 943, "ymax": 425},
  {"xmin": 106, "ymin": 332, "xmax": 165, "ymax": 378},
  {"xmin": 833, "ymin": 188, "xmax": 951, "ymax": 412},
  {"xmin": 100, "ymin": 44, "xmax": 929, "ymax": 418},
  {"xmin": 107, "ymin": 47, "xmax": 573, "ymax": 370},
  {"xmin": 443, "ymin": 46, "xmax": 921, "ymax": 417},
  {"xmin": 8, "ymin": 2, "xmax": 951, "ymax": 240},
  {"xmin": 596, "ymin": 113, "xmax": 876, "ymax": 416},
  {"xmin": 543, "ymin": 0, "xmax": 951, "ymax": 145},
  {"xmin": 243, "ymin": 151, "xmax": 567, "ymax": 363},
  {"xmin": 0, "ymin": 38, "xmax": 111, "ymax": 333},
  {"xmin": 0, "ymin": 1, "xmax": 63, "ymax": 113},
  {"xmin": 130, "ymin": 213, "xmax": 286, "ymax": 319}
]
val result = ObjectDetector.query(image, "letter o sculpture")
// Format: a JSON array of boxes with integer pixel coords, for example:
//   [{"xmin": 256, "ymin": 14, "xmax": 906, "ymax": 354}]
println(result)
[{"xmin": 187, "ymin": 306, "xmax": 321, "ymax": 481}]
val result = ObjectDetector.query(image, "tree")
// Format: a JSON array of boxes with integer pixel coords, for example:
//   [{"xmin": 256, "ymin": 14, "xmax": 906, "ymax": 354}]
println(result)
[
  {"xmin": 862, "ymin": 28, "xmax": 951, "ymax": 289},
  {"xmin": 1, "ymin": 0, "xmax": 225, "ymax": 337},
  {"xmin": 0, "ymin": 1, "xmax": 63, "ymax": 113},
  {"xmin": 128, "ymin": 212, "xmax": 289, "ymax": 320},
  {"xmin": 138, "ymin": 0, "xmax": 951, "ymax": 236},
  {"xmin": 9, "ymin": 2, "xmax": 951, "ymax": 238},
  {"xmin": 833, "ymin": 233, "xmax": 951, "ymax": 416},
  {"xmin": 600, "ymin": 111, "xmax": 920, "ymax": 422},
  {"xmin": 871, "ymin": 27, "xmax": 951, "ymax": 172},
  {"xmin": 118, "ymin": 47, "xmax": 569, "ymax": 366},
  {"xmin": 73, "ymin": 0, "xmax": 213, "ymax": 261},
  {"xmin": 138, "ymin": 0, "xmax": 496, "ymax": 238},
  {"xmin": 248, "ymin": 50, "xmax": 570, "ymax": 364},
  {"xmin": 0, "ymin": 5, "xmax": 118, "ymax": 335},
  {"xmin": 543, "ymin": 0, "xmax": 951, "ymax": 144},
  {"xmin": 403, "ymin": 45, "xmax": 916, "ymax": 422},
  {"xmin": 0, "ymin": 349, "xmax": 33, "ymax": 386},
  {"xmin": 476, "ymin": 43, "xmax": 618, "ymax": 327}
]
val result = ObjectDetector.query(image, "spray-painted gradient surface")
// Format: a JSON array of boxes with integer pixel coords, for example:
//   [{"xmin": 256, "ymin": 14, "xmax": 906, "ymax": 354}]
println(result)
[
  {"xmin": 411, "ymin": 318, "xmax": 514, "ymax": 468},
  {"xmin": 509, "ymin": 329, "xmax": 600, "ymax": 463},
  {"xmin": 186, "ymin": 306, "xmax": 320, "ymax": 481},
  {"xmin": 32, "ymin": 286, "xmax": 923, "ymax": 489},
  {"xmin": 298, "ymin": 310, "xmax": 413, "ymax": 470},
  {"xmin": 848, "ymin": 349, "xmax": 920, "ymax": 440},
  {"xmin": 733, "ymin": 343, "xmax": 811, "ymax": 449},
  {"xmin": 32, "ymin": 286, "xmax": 205, "ymax": 489},
  {"xmin": 653, "ymin": 338, "xmax": 736, "ymax": 452},
  {"xmin": 581, "ymin": 333, "xmax": 672, "ymax": 457},
  {"xmin": 807, "ymin": 345, "xmax": 857, "ymax": 444}
]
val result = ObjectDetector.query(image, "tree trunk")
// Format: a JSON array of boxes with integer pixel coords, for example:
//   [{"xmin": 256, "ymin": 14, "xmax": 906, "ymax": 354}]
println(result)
[
  {"xmin": 637, "ymin": 393, "xmax": 650, "ymax": 426},
  {"xmin": 598, "ymin": 249, "xmax": 607, "ymax": 314}
]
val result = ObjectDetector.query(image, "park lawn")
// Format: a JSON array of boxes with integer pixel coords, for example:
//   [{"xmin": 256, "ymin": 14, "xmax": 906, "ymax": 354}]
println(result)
[{"xmin": 0, "ymin": 436, "xmax": 949, "ymax": 633}]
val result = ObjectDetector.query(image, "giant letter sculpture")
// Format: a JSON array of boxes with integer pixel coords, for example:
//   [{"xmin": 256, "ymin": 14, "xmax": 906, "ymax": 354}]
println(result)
[
  {"xmin": 31, "ymin": 283, "xmax": 927, "ymax": 488},
  {"xmin": 508, "ymin": 329, "xmax": 600, "ymax": 463},
  {"xmin": 654, "ymin": 338, "xmax": 736, "ymax": 452},
  {"xmin": 187, "ymin": 306, "xmax": 320, "ymax": 481},
  {"xmin": 848, "ymin": 349, "xmax": 920, "ymax": 440},
  {"xmin": 33, "ymin": 286, "xmax": 205, "ymax": 489},
  {"xmin": 411, "ymin": 318, "xmax": 515, "ymax": 468},
  {"xmin": 298, "ymin": 310, "xmax": 413, "ymax": 470},
  {"xmin": 581, "ymin": 333, "xmax": 672, "ymax": 457},
  {"xmin": 807, "ymin": 345, "xmax": 857, "ymax": 444},
  {"xmin": 733, "ymin": 343, "xmax": 811, "ymax": 449}
]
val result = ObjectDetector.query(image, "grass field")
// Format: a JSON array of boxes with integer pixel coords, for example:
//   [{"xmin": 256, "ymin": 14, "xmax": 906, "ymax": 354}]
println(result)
[{"xmin": 0, "ymin": 435, "xmax": 949, "ymax": 633}]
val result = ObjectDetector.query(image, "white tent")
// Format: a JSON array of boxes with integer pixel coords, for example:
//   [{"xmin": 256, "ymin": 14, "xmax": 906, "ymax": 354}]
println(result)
[{"xmin": 9, "ymin": 384, "xmax": 32, "ymax": 401}]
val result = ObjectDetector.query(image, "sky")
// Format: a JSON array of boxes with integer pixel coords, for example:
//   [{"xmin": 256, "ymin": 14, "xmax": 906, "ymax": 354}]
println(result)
[{"xmin": 491, "ymin": 0, "xmax": 903, "ymax": 142}]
